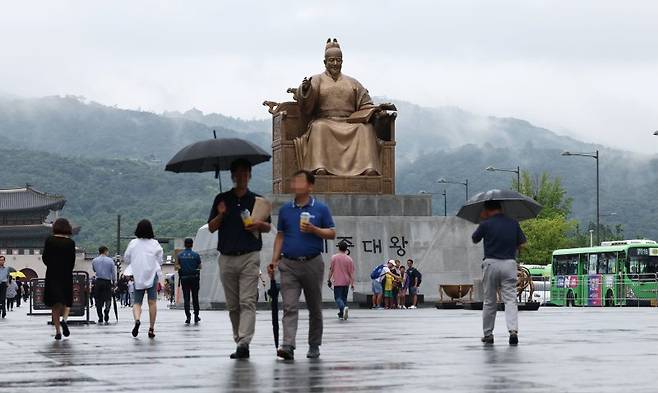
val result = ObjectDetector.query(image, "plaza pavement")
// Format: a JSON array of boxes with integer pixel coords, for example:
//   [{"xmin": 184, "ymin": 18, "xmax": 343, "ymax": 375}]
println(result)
[{"xmin": 2, "ymin": 302, "xmax": 658, "ymax": 392}]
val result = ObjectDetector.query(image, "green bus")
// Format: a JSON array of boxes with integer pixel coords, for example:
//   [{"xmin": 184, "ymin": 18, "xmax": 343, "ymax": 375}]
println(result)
[{"xmin": 550, "ymin": 240, "xmax": 658, "ymax": 307}]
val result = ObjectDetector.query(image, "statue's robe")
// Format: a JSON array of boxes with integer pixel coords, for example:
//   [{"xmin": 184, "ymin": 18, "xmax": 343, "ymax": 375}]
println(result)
[{"xmin": 293, "ymin": 70, "xmax": 381, "ymax": 176}]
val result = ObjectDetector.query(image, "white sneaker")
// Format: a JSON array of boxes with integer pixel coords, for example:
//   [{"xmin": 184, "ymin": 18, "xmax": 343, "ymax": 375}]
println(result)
[
  {"xmin": 409, "ymin": 305, "xmax": 417, "ymax": 309},
  {"xmin": 343, "ymin": 306, "xmax": 349, "ymax": 321}
]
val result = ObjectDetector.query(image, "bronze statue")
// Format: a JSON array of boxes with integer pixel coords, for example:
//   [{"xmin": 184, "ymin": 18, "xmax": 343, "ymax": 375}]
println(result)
[{"xmin": 291, "ymin": 38, "xmax": 383, "ymax": 177}]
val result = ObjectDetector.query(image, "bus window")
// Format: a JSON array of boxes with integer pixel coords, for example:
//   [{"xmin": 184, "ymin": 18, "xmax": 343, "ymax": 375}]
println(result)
[
  {"xmin": 597, "ymin": 252, "xmax": 617, "ymax": 274},
  {"xmin": 588, "ymin": 254, "xmax": 597, "ymax": 275},
  {"xmin": 553, "ymin": 255, "xmax": 578, "ymax": 275}
]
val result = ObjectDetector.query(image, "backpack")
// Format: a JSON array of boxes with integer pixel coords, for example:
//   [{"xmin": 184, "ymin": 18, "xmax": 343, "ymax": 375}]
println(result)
[{"xmin": 370, "ymin": 264, "xmax": 385, "ymax": 280}]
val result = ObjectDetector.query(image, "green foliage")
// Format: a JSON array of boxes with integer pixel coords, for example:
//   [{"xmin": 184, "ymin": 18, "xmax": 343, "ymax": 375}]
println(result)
[
  {"xmin": 515, "ymin": 171, "xmax": 572, "ymax": 218},
  {"xmin": 520, "ymin": 216, "xmax": 576, "ymax": 264},
  {"xmin": 0, "ymin": 148, "xmax": 270, "ymax": 253},
  {"xmin": 515, "ymin": 171, "xmax": 575, "ymax": 264}
]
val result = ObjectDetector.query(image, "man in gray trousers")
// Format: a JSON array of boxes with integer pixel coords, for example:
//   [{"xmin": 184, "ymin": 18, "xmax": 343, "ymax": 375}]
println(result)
[
  {"xmin": 472, "ymin": 200, "xmax": 527, "ymax": 345},
  {"xmin": 270, "ymin": 170, "xmax": 336, "ymax": 360},
  {"xmin": 208, "ymin": 159, "xmax": 271, "ymax": 359}
]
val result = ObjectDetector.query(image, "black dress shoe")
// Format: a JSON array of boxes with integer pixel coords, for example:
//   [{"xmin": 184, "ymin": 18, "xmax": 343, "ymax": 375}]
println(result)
[
  {"xmin": 185, "ymin": 317, "xmax": 191, "ymax": 325},
  {"xmin": 54, "ymin": 333, "xmax": 62, "ymax": 340},
  {"xmin": 61, "ymin": 320, "xmax": 70, "ymax": 337},
  {"xmin": 194, "ymin": 315, "xmax": 201, "ymax": 324},
  {"xmin": 132, "ymin": 320, "xmax": 140, "ymax": 337},
  {"xmin": 481, "ymin": 335, "xmax": 494, "ymax": 344},
  {"xmin": 230, "ymin": 345, "xmax": 250, "ymax": 359},
  {"xmin": 276, "ymin": 346, "xmax": 294, "ymax": 360}
]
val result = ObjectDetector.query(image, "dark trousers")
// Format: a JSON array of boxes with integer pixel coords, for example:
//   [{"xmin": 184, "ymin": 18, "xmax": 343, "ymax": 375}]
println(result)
[
  {"xmin": 15, "ymin": 290, "xmax": 21, "ymax": 307},
  {"xmin": 94, "ymin": 279, "xmax": 112, "ymax": 322},
  {"xmin": 7, "ymin": 297, "xmax": 14, "ymax": 310},
  {"xmin": 0, "ymin": 282, "xmax": 6, "ymax": 317},
  {"xmin": 333, "ymin": 286, "xmax": 349, "ymax": 315},
  {"xmin": 181, "ymin": 276, "xmax": 200, "ymax": 318}
]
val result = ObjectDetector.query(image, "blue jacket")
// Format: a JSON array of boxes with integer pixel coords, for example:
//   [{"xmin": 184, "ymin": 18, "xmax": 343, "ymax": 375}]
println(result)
[{"xmin": 177, "ymin": 249, "xmax": 202, "ymax": 278}]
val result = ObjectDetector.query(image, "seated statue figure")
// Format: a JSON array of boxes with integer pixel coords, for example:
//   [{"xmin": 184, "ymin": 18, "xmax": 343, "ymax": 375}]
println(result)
[{"xmin": 292, "ymin": 38, "xmax": 381, "ymax": 176}]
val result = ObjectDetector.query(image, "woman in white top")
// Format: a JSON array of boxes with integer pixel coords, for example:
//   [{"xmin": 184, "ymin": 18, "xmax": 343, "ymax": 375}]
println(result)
[{"xmin": 123, "ymin": 219, "xmax": 163, "ymax": 338}]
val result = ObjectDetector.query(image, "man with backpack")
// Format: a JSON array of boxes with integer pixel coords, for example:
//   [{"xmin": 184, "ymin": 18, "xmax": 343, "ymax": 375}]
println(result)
[
  {"xmin": 370, "ymin": 260, "xmax": 393, "ymax": 309},
  {"xmin": 406, "ymin": 259, "xmax": 422, "ymax": 309}
]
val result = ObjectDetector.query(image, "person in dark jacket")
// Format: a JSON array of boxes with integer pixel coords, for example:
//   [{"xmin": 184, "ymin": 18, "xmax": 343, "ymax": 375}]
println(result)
[
  {"xmin": 176, "ymin": 238, "xmax": 202, "ymax": 325},
  {"xmin": 43, "ymin": 218, "xmax": 76, "ymax": 340}
]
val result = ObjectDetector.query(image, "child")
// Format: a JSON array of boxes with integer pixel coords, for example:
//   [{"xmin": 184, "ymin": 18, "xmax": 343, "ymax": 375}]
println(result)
[
  {"xmin": 383, "ymin": 269, "xmax": 395, "ymax": 309},
  {"xmin": 6, "ymin": 277, "xmax": 17, "ymax": 311},
  {"xmin": 382, "ymin": 260, "xmax": 400, "ymax": 309}
]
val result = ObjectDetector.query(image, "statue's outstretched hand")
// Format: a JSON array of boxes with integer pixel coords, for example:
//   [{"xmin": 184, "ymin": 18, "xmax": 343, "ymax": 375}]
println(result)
[{"xmin": 301, "ymin": 77, "xmax": 312, "ymax": 93}]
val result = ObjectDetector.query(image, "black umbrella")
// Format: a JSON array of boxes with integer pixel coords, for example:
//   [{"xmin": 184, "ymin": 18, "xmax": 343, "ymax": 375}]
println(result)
[
  {"xmin": 456, "ymin": 189, "xmax": 542, "ymax": 224},
  {"xmin": 267, "ymin": 278, "xmax": 280, "ymax": 349},
  {"xmin": 165, "ymin": 135, "xmax": 271, "ymax": 191},
  {"xmin": 112, "ymin": 291, "xmax": 118, "ymax": 322}
]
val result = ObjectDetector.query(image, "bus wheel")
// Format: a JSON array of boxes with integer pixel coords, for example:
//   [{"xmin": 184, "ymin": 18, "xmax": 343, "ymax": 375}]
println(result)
[
  {"xmin": 605, "ymin": 290, "xmax": 614, "ymax": 307},
  {"xmin": 566, "ymin": 291, "xmax": 575, "ymax": 307}
]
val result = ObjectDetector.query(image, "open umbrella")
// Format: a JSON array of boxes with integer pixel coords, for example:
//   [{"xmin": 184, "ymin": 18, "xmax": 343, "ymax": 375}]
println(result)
[
  {"xmin": 457, "ymin": 189, "xmax": 542, "ymax": 224},
  {"xmin": 267, "ymin": 277, "xmax": 280, "ymax": 349},
  {"xmin": 10, "ymin": 271, "xmax": 26, "ymax": 279},
  {"xmin": 165, "ymin": 135, "xmax": 271, "ymax": 191}
]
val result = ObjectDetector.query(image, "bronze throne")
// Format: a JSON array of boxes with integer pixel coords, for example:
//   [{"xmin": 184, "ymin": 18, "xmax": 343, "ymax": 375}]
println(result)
[{"xmin": 263, "ymin": 99, "xmax": 397, "ymax": 195}]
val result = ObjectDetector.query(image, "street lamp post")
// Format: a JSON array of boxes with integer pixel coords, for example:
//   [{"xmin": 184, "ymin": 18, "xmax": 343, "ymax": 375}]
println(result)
[
  {"xmin": 442, "ymin": 189, "xmax": 447, "ymax": 216},
  {"xmin": 419, "ymin": 190, "xmax": 448, "ymax": 216},
  {"xmin": 485, "ymin": 166, "xmax": 521, "ymax": 192},
  {"xmin": 437, "ymin": 178, "xmax": 469, "ymax": 201},
  {"xmin": 562, "ymin": 150, "xmax": 600, "ymax": 245}
]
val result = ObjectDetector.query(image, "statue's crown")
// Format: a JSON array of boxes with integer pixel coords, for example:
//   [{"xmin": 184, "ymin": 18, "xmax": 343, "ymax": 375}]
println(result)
[{"xmin": 325, "ymin": 38, "xmax": 341, "ymax": 52}]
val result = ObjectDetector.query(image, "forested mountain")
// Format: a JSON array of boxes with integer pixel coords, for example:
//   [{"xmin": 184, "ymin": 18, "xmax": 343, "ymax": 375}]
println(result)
[{"xmin": 0, "ymin": 95, "xmax": 656, "ymax": 250}]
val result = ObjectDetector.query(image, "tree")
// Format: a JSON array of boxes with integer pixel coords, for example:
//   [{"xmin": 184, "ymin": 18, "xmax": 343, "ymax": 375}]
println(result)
[
  {"xmin": 519, "ymin": 216, "xmax": 575, "ymax": 264},
  {"xmin": 514, "ymin": 171, "xmax": 576, "ymax": 264},
  {"xmin": 514, "ymin": 171, "xmax": 572, "ymax": 219}
]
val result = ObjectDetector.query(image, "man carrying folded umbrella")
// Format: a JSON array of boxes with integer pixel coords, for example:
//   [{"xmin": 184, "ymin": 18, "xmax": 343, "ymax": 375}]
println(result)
[
  {"xmin": 471, "ymin": 200, "xmax": 527, "ymax": 346},
  {"xmin": 208, "ymin": 158, "xmax": 271, "ymax": 360}
]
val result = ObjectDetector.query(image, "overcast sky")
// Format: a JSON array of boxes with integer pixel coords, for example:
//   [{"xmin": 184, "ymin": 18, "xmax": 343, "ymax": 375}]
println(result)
[{"xmin": 1, "ymin": 1, "xmax": 658, "ymax": 153}]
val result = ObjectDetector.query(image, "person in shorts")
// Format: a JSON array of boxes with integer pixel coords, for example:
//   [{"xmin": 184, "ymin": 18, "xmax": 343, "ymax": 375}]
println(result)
[
  {"xmin": 406, "ymin": 259, "xmax": 420, "ymax": 309},
  {"xmin": 371, "ymin": 263, "xmax": 385, "ymax": 309},
  {"xmin": 382, "ymin": 260, "xmax": 397, "ymax": 309},
  {"xmin": 123, "ymin": 219, "xmax": 163, "ymax": 339}
]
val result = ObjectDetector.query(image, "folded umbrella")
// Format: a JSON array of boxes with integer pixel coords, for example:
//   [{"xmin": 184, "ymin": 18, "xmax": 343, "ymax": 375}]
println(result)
[
  {"xmin": 456, "ymin": 189, "xmax": 542, "ymax": 224},
  {"xmin": 113, "ymin": 287, "xmax": 119, "ymax": 321},
  {"xmin": 267, "ymin": 278, "xmax": 280, "ymax": 349}
]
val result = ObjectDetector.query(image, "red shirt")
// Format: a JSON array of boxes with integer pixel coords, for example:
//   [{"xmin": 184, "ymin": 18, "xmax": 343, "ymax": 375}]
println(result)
[{"xmin": 330, "ymin": 253, "xmax": 354, "ymax": 286}]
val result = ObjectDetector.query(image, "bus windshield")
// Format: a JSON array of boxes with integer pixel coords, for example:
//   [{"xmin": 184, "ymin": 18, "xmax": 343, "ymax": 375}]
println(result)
[{"xmin": 626, "ymin": 248, "xmax": 658, "ymax": 278}]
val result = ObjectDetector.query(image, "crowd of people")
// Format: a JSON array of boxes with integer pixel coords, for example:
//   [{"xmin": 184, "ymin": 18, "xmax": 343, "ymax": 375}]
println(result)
[
  {"xmin": 25, "ymin": 155, "xmax": 525, "ymax": 356},
  {"xmin": 370, "ymin": 258, "xmax": 422, "ymax": 310}
]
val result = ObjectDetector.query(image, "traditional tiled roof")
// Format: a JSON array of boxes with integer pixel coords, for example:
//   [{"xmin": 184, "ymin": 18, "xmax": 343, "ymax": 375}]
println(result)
[{"xmin": 0, "ymin": 186, "xmax": 66, "ymax": 212}]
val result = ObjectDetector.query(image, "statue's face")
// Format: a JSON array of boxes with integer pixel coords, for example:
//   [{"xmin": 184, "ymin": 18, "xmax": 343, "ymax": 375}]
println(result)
[{"xmin": 324, "ymin": 51, "xmax": 342, "ymax": 77}]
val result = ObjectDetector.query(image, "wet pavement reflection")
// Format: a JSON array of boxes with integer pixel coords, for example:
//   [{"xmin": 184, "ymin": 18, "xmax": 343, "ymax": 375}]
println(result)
[{"xmin": 2, "ymin": 303, "xmax": 658, "ymax": 392}]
